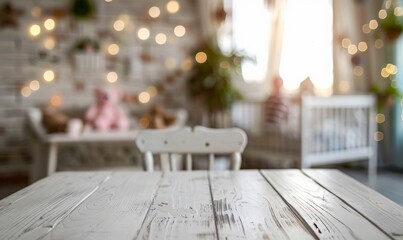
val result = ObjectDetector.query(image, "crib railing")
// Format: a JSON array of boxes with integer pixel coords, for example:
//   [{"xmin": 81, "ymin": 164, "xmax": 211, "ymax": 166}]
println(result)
[{"xmin": 232, "ymin": 95, "xmax": 377, "ymax": 178}]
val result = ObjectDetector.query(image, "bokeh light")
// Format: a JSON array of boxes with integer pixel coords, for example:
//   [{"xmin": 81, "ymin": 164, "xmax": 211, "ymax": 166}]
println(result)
[
  {"xmin": 21, "ymin": 86, "xmax": 31, "ymax": 97},
  {"xmin": 107, "ymin": 72, "xmax": 118, "ymax": 83},
  {"xmin": 43, "ymin": 37, "xmax": 56, "ymax": 50},
  {"xmin": 44, "ymin": 18, "xmax": 55, "ymax": 30},
  {"xmin": 29, "ymin": 24, "xmax": 41, "ymax": 37},
  {"xmin": 138, "ymin": 91, "xmax": 151, "ymax": 103},
  {"xmin": 138, "ymin": 27, "xmax": 150, "ymax": 40},
  {"xmin": 43, "ymin": 70, "xmax": 55, "ymax": 82},
  {"xmin": 174, "ymin": 25, "xmax": 186, "ymax": 37},
  {"xmin": 107, "ymin": 43, "xmax": 119, "ymax": 55},
  {"xmin": 155, "ymin": 33, "xmax": 167, "ymax": 45},
  {"xmin": 376, "ymin": 113, "xmax": 385, "ymax": 123},
  {"xmin": 113, "ymin": 19, "xmax": 125, "ymax": 31},
  {"xmin": 50, "ymin": 95, "xmax": 62, "ymax": 107},
  {"xmin": 29, "ymin": 80, "xmax": 40, "ymax": 91},
  {"xmin": 195, "ymin": 52, "xmax": 207, "ymax": 63},
  {"xmin": 167, "ymin": 1, "xmax": 180, "ymax": 14},
  {"xmin": 149, "ymin": 6, "xmax": 160, "ymax": 18}
]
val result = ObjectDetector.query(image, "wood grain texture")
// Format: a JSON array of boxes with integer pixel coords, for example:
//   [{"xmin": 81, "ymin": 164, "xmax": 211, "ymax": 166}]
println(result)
[
  {"xmin": 209, "ymin": 171, "xmax": 314, "ymax": 239},
  {"xmin": 304, "ymin": 169, "xmax": 403, "ymax": 239},
  {"xmin": 261, "ymin": 170, "xmax": 390, "ymax": 240},
  {"xmin": 42, "ymin": 172, "xmax": 162, "ymax": 240},
  {"xmin": 137, "ymin": 171, "xmax": 217, "ymax": 239},
  {"xmin": 0, "ymin": 172, "xmax": 111, "ymax": 240}
]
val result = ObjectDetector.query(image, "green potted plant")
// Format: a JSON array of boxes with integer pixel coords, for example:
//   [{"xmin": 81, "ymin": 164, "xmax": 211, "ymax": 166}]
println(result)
[{"xmin": 186, "ymin": 40, "xmax": 244, "ymax": 127}]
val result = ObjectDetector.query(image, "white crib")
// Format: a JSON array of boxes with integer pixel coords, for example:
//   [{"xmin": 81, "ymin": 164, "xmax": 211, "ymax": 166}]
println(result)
[{"xmin": 232, "ymin": 95, "xmax": 377, "ymax": 179}]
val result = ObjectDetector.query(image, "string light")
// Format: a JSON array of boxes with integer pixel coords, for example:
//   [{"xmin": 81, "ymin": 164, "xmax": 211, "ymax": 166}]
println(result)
[
  {"xmin": 44, "ymin": 18, "xmax": 55, "ymax": 30},
  {"xmin": 358, "ymin": 42, "xmax": 368, "ymax": 52},
  {"xmin": 378, "ymin": 9, "xmax": 387, "ymax": 19},
  {"xmin": 29, "ymin": 80, "xmax": 40, "ymax": 91},
  {"xmin": 353, "ymin": 66, "xmax": 364, "ymax": 76},
  {"xmin": 174, "ymin": 25, "xmax": 186, "ymax": 37},
  {"xmin": 149, "ymin": 6, "xmax": 160, "ymax": 18},
  {"xmin": 113, "ymin": 19, "xmax": 125, "ymax": 31},
  {"xmin": 43, "ymin": 37, "xmax": 56, "ymax": 50},
  {"xmin": 362, "ymin": 24, "xmax": 371, "ymax": 34},
  {"xmin": 375, "ymin": 39, "xmax": 384, "ymax": 48},
  {"xmin": 195, "ymin": 52, "xmax": 207, "ymax": 63},
  {"xmin": 138, "ymin": 91, "xmax": 151, "ymax": 103},
  {"xmin": 43, "ymin": 70, "xmax": 55, "ymax": 82},
  {"xmin": 338, "ymin": 80, "xmax": 350, "ymax": 92},
  {"xmin": 107, "ymin": 43, "xmax": 119, "ymax": 55},
  {"xmin": 107, "ymin": 72, "xmax": 118, "ymax": 83},
  {"xmin": 146, "ymin": 86, "xmax": 158, "ymax": 97},
  {"xmin": 50, "ymin": 95, "xmax": 62, "ymax": 107},
  {"xmin": 369, "ymin": 19, "xmax": 378, "ymax": 30},
  {"xmin": 374, "ymin": 131, "xmax": 384, "ymax": 141},
  {"xmin": 21, "ymin": 86, "xmax": 31, "ymax": 97},
  {"xmin": 29, "ymin": 24, "xmax": 41, "ymax": 37},
  {"xmin": 138, "ymin": 27, "xmax": 150, "ymax": 40},
  {"xmin": 155, "ymin": 33, "xmax": 167, "ymax": 45},
  {"xmin": 376, "ymin": 113, "xmax": 385, "ymax": 123},
  {"xmin": 167, "ymin": 1, "xmax": 180, "ymax": 14},
  {"xmin": 347, "ymin": 45, "xmax": 358, "ymax": 55},
  {"xmin": 341, "ymin": 38, "xmax": 351, "ymax": 48}
]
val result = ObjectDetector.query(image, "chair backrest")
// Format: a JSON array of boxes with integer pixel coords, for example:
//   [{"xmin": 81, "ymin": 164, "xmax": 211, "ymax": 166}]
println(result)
[{"xmin": 135, "ymin": 126, "xmax": 248, "ymax": 171}]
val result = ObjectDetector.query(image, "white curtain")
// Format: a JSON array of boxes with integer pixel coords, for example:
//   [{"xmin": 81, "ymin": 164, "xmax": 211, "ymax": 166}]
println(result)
[{"xmin": 266, "ymin": 0, "xmax": 288, "ymax": 84}]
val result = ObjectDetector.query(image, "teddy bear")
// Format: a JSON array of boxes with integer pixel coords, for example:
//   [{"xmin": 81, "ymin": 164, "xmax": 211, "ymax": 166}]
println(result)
[{"xmin": 85, "ymin": 86, "xmax": 130, "ymax": 131}]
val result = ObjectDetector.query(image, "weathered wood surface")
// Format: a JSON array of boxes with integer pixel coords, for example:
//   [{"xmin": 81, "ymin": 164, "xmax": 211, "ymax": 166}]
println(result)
[
  {"xmin": 210, "ymin": 171, "xmax": 314, "ymax": 239},
  {"xmin": 42, "ymin": 172, "xmax": 162, "ymax": 240},
  {"xmin": 261, "ymin": 170, "xmax": 390, "ymax": 240},
  {"xmin": 137, "ymin": 171, "xmax": 217, "ymax": 239},
  {"xmin": 304, "ymin": 169, "xmax": 403, "ymax": 240},
  {"xmin": 0, "ymin": 172, "xmax": 111, "ymax": 240},
  {"xmin": 1, "ymin": 170, "xmax": 402, "ymax": 240}
]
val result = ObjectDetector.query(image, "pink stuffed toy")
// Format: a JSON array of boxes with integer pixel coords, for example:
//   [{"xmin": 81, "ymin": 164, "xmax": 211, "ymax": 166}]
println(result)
[{"xmin": 85, "ymin": 87, "xmax": 130, "ymax": 131}]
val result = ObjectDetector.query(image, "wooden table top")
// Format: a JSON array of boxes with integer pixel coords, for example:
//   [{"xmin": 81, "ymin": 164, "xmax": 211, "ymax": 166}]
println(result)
[{"xmin": 1, "ymin": 170, "xmax": 402, "ymax": 240}]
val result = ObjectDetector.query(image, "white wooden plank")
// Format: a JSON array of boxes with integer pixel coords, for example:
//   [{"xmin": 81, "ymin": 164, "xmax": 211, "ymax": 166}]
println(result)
[
  {"xmin": 42, "ymin": 172, "xmax": 162, "ymax": 240},
  {"xmin": 0, "ymin": 172, "xmax": 111, "ymax": 240},
  {"xmin": 304, "ymin": 169, "xmax": 403, "ymax": 240},
  {"xmin": 137, "ymin": 171, "xmax": 217, "ymax": 239},
  {"xmin": 261, "ymin": 170, "xmax": 390, "ymax": 240},
  {"xmin": 209, "ymin": 171, "xmax": 314, "ymax": 239}
]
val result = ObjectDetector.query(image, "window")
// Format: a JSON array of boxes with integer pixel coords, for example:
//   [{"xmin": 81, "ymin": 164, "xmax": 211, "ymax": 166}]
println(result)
[
  {"xmin": 279, "ymin": 0, "xmax": 333, "ymax": 94},
  {"xmin": 226, "ymin": 0, "xmax": 333, "ymax": 94}
]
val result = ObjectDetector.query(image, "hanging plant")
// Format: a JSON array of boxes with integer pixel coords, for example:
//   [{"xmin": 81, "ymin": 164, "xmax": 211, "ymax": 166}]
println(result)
[{"xmin": 70, "ymin": 0, "xmax": 96, "ymax": 20}]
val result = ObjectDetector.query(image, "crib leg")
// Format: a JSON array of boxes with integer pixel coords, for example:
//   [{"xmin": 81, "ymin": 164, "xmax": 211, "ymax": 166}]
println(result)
[{"xmin": 368, "ymin": 153, "xmax": 377, "ymax": 186}]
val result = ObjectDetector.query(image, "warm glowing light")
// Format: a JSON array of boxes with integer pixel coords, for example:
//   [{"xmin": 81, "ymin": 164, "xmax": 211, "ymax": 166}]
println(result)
[
  {"xmin": 338, "ymin": 80, "xmax": 350, "ymax": 92},
  {"xmin": 43, "ymin": 70, "xmax": 55, "ymax": 82},
  {"xmin": 167, "ymin": 1, "xmax": 180, "ymax": 14},
  {"xmin": 362, "ymin": 24, "xmax": 371, "ymax": 34},
  {"xmin": 369, "ymin": 19, "xmax": 378, "ymax": 30},
  {"xmin": 29, "ymin": 80, "xmax": 40, "ymax": 91},
  {"xmin": 381, "ymin": 68, "xmax": 390, "ymax": 78},
  {"xmin": 113, "ymin": 19, "xmax": 125, "ymax": 31},
  {"xmin": 341, "ymin": 38, "xmax": 351, "ymax": 48},
  {"xmin": 195, "ymin": 52, "xmax": 207, "ymax": 63},
  {"xmin": 44, "ymin": 18, "xmax": 55, "ymax": 31},
  {"xmin": 181, "ymin": 58, "xmax": 193, "ymax": 71},
  {"xmin": 31, "ymin": 7, "xmax": 41, "ymax": 17},
  {"xmin": 374, "ymin": 131, "xmax": 384, "ymax": 141},
  {"xmin": 375, "ymin": 39, "xmax": 384, "ymax": 48},
  {"xmin": 138, "ymin": 28, "xmax": 150, "ymax": 40},
  {"xmin": 43, "ymin": 37, "xmax": 55, "ymax": 50},
  {"xmin": 395, "ymin": 7, "xmax": 403, "ymax": 16},
  {"xmin": 21, "ymin": 86, "xmax": 31, "ymax": 97},
  {"xmin": 29, "ymin": 24, "xmax": 41, "ymax": 37},
  {"xmin": 105, "ymin": 0, "xmax": 112, "ymax": 2},
  {"xmin": 358, "ymin": 42, "xmax": 368, "ymax": 52},
  {"xmin": 119, "ymin": 14, "xmax": 131, "ymax": 23},
  {"xmin": 50, "ymin": 95, "xmax": 62, "ymax": 107},
  {"xmin": 174, "ymin": 25, "xmax": 186, "ymax": 37},
  {"xmin": 107, "ymin": 43, "xmax": 119, "ymax": 55},
  {"xmin": 376, "ymin": 113, "xmax": 385, "ymax": 123},
  {"xmin": 353, "ymin": 66, "xmax": 364, "ymax": 76},
  {"xmin": 347, "ymin": 45, "xmax": 358, "ymax": 55},
  {"xmin": 386, "ymin": 64, "xmax": 398, "ymax": 75},
  {"xmin": 149, "ymin": 6, "xmax": 160, "ymax": 18},
  {"xmin": 147, "ymin": 86, "xmax": 158, "ymax": 97},
  {"xmin": 106, "ymin": 72, "xmax": 118, "ymax": 83},
  {"xmin": 155, "ymin": 33, "xmax": 167, "ymax": 45},
  {"xmin": 164, "ymin": 57, "xmax": 177, "ymax": 69},
  {"xmin": 138, "ymin": 91, "xmax": 151, "ymax": 103},
  {"xmin": 379, "ymin": 9, "xmax": 387, "ymax": 19}
]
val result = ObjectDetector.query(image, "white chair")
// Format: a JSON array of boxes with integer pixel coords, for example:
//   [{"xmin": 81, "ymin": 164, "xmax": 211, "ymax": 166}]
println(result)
[{"xmin": 135, "ymin": 126, "xmax": 248, "ymax": 171}]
